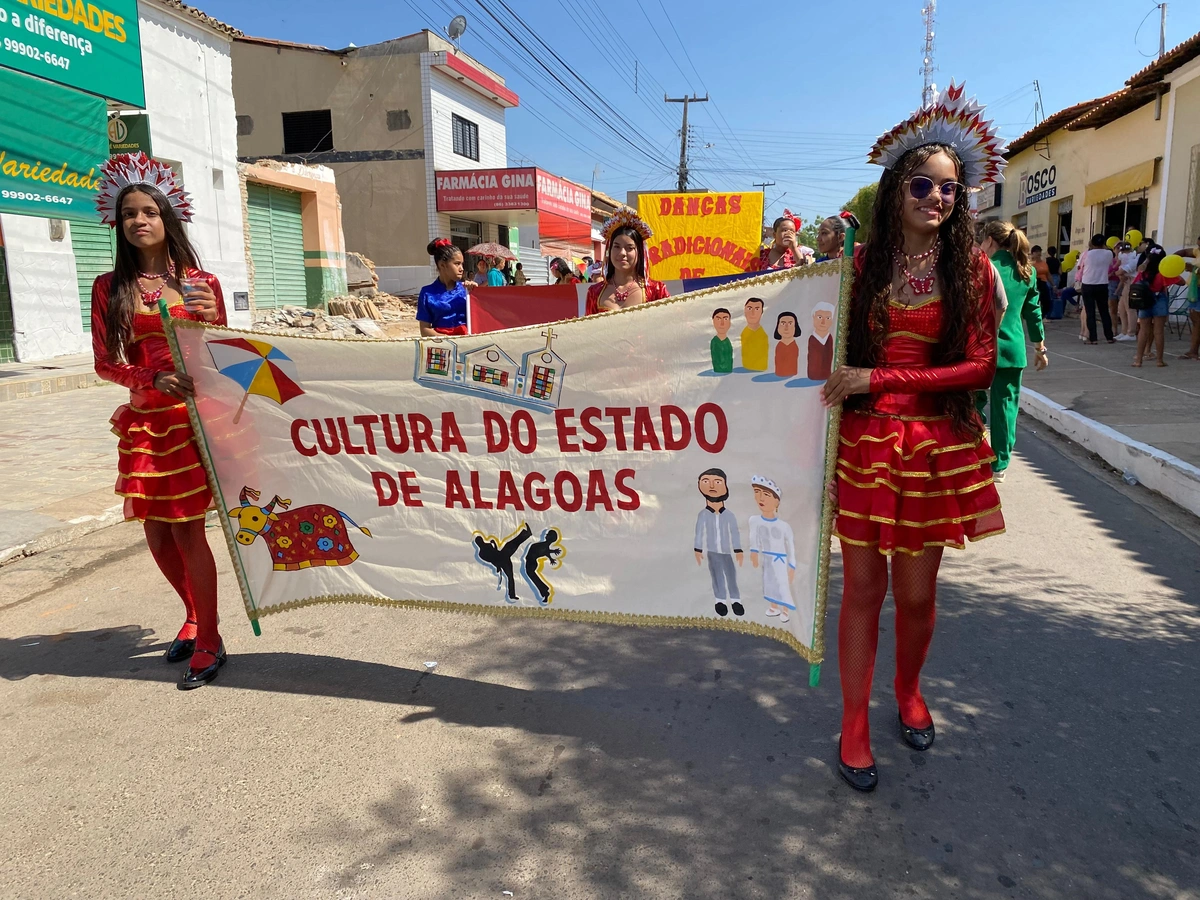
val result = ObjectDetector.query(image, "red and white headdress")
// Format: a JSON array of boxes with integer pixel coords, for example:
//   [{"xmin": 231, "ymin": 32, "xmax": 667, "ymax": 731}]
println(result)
[
  {"xmin": 95, "ymin": 152, "xmax": 194, "ymax": 226},
  {"xmin": 868, "ymin": 82, "xmax": 1006, "ymax": 188},
  {"xmin": 601, "ymin": 207, "xmax": 652, "ymax": 242},
  {"xmin": 781, "ymin": 209, "xmax": 802, "ymax": 230}
]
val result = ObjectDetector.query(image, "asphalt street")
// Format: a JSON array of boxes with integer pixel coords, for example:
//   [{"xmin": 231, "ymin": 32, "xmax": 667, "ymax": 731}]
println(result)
[{"xmin": 1, "ymin": 421, "xmax": 1197, "ymax": 899}]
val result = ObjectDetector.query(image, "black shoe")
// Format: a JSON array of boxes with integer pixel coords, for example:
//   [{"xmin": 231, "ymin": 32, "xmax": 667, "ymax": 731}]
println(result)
[
  {"xmin": 731, "ymin": 601, "xmax": 745, "ymax": 616},
  {"xmin": 164, "ymin": 637, "xmax": 196, "ymax": 663},
  {"xmin": 899, "ymin": 712, "xmax": 935, "ymax": 751},
  {"xmin": 178, "ymin": 643, "xmax": 227, "ymax": 691},
  {"xmin": 714, "ymin": 602, "xmax": 728, "ymax": 617},
  {"xmin": 837, "ymin": 740, "xmax": 878, "ymax": 792}
]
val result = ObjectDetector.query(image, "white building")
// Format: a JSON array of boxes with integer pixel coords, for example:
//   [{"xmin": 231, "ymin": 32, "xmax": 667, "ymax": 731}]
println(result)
[{"xmin": 0, "ymin": 0, "xmax": 250, "ymax": 363}]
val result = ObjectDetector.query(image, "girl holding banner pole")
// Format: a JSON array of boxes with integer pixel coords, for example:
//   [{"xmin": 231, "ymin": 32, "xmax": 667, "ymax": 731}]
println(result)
[
  {"xmin": 89, "ymin": 153, "xmax": 229, "ymax": 690},
  {"xmin": 821, "ymin": 83, "xmax": 1006, "ymax": 792}
]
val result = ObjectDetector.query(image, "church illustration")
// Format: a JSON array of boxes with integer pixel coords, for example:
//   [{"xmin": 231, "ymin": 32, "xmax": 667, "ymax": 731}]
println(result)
[{"xmin": 414, "ymin": 328, "xmax": 567, "ymax": 411}]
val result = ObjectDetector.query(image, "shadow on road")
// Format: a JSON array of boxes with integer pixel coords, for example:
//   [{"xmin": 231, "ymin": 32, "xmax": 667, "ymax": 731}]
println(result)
[{"xmin": 2, "ymin": 427, "xmax": 1198, "ymax": 899}]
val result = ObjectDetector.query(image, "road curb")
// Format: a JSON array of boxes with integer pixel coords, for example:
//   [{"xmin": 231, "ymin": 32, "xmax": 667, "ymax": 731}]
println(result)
[
  {"xmin": 0, "ymin": 505, "xmax": 126, "ymax": 567},
  {"xmin": 1021, "ymin": 388, "xmax": 1200, "ymax": 518}
]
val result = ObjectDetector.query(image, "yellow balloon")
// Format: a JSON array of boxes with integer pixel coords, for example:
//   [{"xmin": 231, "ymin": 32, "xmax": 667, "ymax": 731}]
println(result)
[
  {"xmin": 1062, "ymin": 257, "xmax": 1076, "ymax": 272},
  {"xmin": 1159, "ymin": 254, "xmax": 1186, "ymax": 279},
  {"xmin": 1106, "ymin": 236, "xmax": 1119, "ymax": 249},
  {"xmin": 1126, "ymin": 229, "xmax": 1144, "ymax": 246}
]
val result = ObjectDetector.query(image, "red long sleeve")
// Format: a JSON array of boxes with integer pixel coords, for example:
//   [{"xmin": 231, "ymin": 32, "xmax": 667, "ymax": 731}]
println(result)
[
  {"xmin": 91, "ymin": 274, "xmax": 159, "ymax": 392},
  {"xmin": 869, "ymin": 254, "xmax": 998, "ymax": 394}
]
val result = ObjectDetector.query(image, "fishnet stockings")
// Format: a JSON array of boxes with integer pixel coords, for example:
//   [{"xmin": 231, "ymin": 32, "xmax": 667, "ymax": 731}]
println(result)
[
  {"xmin": 144, "ymin": 521, "xmax": 219, "ymax": 659},
  {"xmin": 838, "ymin": 542, "xmax": 943, "ymax": 768}
]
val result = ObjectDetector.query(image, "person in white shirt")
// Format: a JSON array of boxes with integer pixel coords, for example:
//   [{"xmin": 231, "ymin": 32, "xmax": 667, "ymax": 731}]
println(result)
[
  {"xmin": 1115, "ymin": 242, "xmax": 1140, "ymax": 340},
  {"xmin": 1075, "ymin": 234, "xmax": 1115, "ymax": 343}
]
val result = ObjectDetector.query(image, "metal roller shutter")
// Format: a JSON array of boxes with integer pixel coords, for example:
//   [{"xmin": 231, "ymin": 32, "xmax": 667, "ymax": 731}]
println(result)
[
  {"xmin": 246, "ymin": 182, "xmax": 306, "ymax": 310},
  {"xmin": 0, "ymin": 249, "xmax": 14, "ymax": 363},
  {"xmin": 71, "ymin": 220, "xmax": 116, "ymax": 331}
]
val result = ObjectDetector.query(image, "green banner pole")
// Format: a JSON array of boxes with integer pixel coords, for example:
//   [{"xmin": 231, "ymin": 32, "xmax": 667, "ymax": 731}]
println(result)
[{"xmin": 157, "ymin": 298, "xmax": 262, "ymax": 637}]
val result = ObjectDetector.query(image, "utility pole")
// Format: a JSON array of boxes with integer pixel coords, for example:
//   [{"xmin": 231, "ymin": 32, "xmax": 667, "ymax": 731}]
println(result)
[
  {"xmin": 752, "ymin": 181, "xmax": 775, "ymax": 229},
  {"xmin": 1154, "ymin": 3, "xmax": 1168, "ymax": 118},
  {"xmin": 921, "ymin": 1, "xmax": 937, "ymax": 105},
  {"xmin": 665, "ymin": 93, "xmax": 708, "ymax": 192}
]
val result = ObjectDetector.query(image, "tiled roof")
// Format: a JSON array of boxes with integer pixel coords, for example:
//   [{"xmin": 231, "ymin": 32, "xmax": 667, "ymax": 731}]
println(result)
[
  {"xmin": 235, "ymin": 35, "xmax": 340, "ymax": 53},
  {"xmin": 1065, "ymin": 83, "xmax": 1167, "ymax": 131},
  {"xmin": 1126, "ymin": 30, "xmax": 1200, "ymax": 88},
  {"xmin": 1003, "ymin": 95, "xmax": 1112, "ymax": 157},
  {"xmin": 151, "ymin": 0, "xmax": 242, "ymax": 37}
]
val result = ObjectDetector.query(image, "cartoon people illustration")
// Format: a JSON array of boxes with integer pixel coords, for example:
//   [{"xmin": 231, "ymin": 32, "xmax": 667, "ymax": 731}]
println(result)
[
  {"xmin": 808, "ymin": 302, "xmax": 835, "ymax": 381},
  {"xmin": 694, "ymin": 468, "xmax": 744, "ymax": 617},
  {"xmin": 523, "ymin": 528, "xmax": 566, "ymax": 605},
  {"xmin": 773, "ymin": 311, "xmax": 801, "ymax": 377},
  {"xmin": 741, "ymin": 297, "xmax": 769, "ymax": 371},
  {"xmin": 747, "ymin": 476, "xmax": 796, "ymax": 624},
  {"xmin": 710, "ymin": 307, "xmax": 734, "ymax": 374},
  {"xmin": 473, "ymin": 523, "xmax": 533, "ymax": 602}
]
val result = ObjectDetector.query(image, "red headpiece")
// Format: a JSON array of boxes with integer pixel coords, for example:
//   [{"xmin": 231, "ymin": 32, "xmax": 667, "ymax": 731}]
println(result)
[{"xmin": 782, "ymin": 209, "xmax": 802, "ymax": 230}]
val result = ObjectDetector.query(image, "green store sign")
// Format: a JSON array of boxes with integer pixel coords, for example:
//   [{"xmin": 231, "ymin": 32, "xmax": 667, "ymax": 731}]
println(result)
[
  {"xmin": 0, "ymin": 0, "xmax": 144, "ymax": 107},
  {"xmin": 0, "ymin": 65, "xmax": 108, "ymax": 222}
]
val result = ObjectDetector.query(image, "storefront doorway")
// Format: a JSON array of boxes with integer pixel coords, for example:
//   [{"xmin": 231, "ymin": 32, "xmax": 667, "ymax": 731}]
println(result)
[
  {"xmin": 1103, "ymin": 196, "xmax": 1146, "ymax": 241},
  {"xmin": 0, "ymin": 245, "xmax": 14, "ymax": 364},
  {"xmin": 450, "ymin": 217, "xmax": 482, "ymax": 256}
]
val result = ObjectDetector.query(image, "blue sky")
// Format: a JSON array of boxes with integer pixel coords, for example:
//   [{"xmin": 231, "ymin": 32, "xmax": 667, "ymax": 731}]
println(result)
[{"xmin": 202, "ymin": 0, "xmax": 1200, "ymax": 224}]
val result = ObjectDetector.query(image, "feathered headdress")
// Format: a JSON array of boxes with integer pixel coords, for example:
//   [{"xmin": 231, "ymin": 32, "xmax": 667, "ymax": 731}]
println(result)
[
  {"xmin": 868, "ymin": 82, "xmax": 1006, "ymax": 188},
  {"xmin": 95, "ymin": 152, "xmax": 194, "ymax": 226},
  {"xmin": 601, "ymin": 207, "xmax": 652, "ymax": 242}
]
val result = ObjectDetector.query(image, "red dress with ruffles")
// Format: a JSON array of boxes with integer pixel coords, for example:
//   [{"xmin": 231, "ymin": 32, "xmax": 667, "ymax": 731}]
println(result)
[
  {"xmin": 91, "ymin": 270, "xmax": 226, "ymax": 523},
  {"xmin": 585, "ymin": 278, "xmax": 670, "ymax": 316},
  {"xmin": 835, "ymin": 255, "xmax": 1005, "ymax": 555}
]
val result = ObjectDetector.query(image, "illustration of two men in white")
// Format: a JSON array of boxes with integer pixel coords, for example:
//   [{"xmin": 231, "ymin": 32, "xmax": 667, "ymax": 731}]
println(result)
[{"xmin": 694, "ymin": 470, "xmax": 812, "ymax": 645}]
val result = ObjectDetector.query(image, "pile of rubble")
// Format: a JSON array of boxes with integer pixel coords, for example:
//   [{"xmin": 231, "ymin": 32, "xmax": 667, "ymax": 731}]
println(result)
[{"xmin": 252, "ymin": 293, "xmax": 419, "ymax": 340}]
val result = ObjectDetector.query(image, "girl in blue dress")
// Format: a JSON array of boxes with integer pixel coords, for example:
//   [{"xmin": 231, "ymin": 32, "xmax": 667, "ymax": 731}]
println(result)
[{"xmin": 418, "ymin": 239, "xmax": 470, "ymax": 335}]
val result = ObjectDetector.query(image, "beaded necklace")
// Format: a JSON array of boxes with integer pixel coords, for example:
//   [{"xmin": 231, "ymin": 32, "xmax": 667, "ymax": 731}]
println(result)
[{"xmin": 895, "ymin": 244, "xmax": 939, "ymax": 297}]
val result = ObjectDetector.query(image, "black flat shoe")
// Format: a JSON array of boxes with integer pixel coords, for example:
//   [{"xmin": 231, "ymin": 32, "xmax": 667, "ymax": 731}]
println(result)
[
  {"xmin": 714, "ymin": 602, "xmax": 728, "ymax": 616},
  {"xmin": 178, "ymin": 643, "xmax": 227, "ymax": 691},
  {"xmin": 837, "ymin": 740, "xmax": 878, "ymax": 792},
  {"xmin": 899, "ymin": 712, "xmax": 935, "ymax": 751},
  {"xmin": 164, "ymin": 638, "xmax": 196, "ymax": 663},
  {"xmin": 731, "ymin": 601, "xmax": 745, "ymax": 617},
  {"xmin": 164, "ymin": 621, "xmax": 197, "ymax": 663}
]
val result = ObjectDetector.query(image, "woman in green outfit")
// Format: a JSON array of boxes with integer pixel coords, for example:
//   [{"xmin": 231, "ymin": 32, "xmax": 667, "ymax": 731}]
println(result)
[{"xmin": 978, "ymin": 220, "xmax": 1048, "ymax": 483}]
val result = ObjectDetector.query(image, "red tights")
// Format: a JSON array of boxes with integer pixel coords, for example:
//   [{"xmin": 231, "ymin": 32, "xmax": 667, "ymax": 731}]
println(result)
[
  {"xmin": 143, "ymin": 520, "xmax": 220, "ymax": 666},
  {"xmin": 838, "ymin": 542, "xmax": 942, "ymax": 768}
]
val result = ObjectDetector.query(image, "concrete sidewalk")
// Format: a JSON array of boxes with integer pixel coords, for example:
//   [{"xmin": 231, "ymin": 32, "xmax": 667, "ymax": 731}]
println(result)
[
  {"xmin": 1029, "ymin": 317, "xmax": 1200, "ymax": 467},
  {"xmin": 0, "ymin": 383, "xmax": 126, "ymax": 564},
  {"xmin": 0, "ymin": 353, "xmax": 103, "ymax": 403}
]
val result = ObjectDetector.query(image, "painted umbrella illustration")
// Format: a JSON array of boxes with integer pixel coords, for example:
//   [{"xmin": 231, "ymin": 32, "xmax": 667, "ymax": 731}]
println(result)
[{"xmin": 207, "ymin": 338, "xmax": 303, "ymax": 423}]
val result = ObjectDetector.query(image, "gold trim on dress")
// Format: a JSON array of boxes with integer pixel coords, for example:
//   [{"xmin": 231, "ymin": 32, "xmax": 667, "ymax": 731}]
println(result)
[
  {"xmin": 837, "ymin": 469, "xmax": 996, "ymax": 497},
  {"xmin": 124, "ymin": 422, "xmax": 192, "ymax": 437},
  {"xmin": 118, "ymin": 462, "xmax": 203, "ymax": 478},
  {"xmin": 116, "ymin": 484, "xmax": 211, "ymax": 501},
  {"xmin": 884, "ymin": 330, "xmax": 937, "ymax": 343},
  {"xmin": 133, "ymin": 512, "xmax": 210, "ymax": 524},
  {"xmin": 839, "ymin": 431, "xmax": 939, "ymax": 461},
  {"xmin": 119, "ymin": 437, "xmax": 196, "ymax": 456},
  {"xmin": 888, "ymin": 295, "xmax": 941, "ymax": 310},
  {"xmin": 834, "ymin": 525, "xmax": 1006, "ymax": 556},
  {"xmin": 837, "ymin": 503, "xmax": 1002, "ymax": 528},
  {"xmin": 130, "ymin": 402, "xmax": 186, "ymax": 414}
]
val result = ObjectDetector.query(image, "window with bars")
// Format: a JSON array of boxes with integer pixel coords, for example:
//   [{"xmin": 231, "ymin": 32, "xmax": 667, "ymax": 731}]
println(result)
[
  {"xmin": 452, "ymin": 113, "xmax": 479, "ymax": 161},
  {"xmin": 282, "ymin": 109, "xmax": 333, "ymax": 154}
]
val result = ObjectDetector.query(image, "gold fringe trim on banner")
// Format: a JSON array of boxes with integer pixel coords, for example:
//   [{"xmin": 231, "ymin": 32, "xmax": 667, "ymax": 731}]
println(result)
[{"xmin": 170, "ymin": 260, "xmax": 854, "ymax": 666}]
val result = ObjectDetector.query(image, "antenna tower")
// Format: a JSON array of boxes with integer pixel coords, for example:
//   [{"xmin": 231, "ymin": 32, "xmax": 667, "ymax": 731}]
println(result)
[{"xmin": 921, "ymin": 1, "xmax": 937, "ymax": 105}]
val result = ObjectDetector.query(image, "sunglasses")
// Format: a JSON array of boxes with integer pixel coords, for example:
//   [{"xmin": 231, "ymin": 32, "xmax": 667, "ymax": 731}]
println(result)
[{"xmin": 905, "ymin": 176, "xmax": 964, "ymax": 203}]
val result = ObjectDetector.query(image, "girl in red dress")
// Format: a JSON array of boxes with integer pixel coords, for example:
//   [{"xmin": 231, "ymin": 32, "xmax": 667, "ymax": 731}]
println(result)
[
  {"xmin": 585, "ymin": 208, "xmax": 669, "ymax": 316},
  {"xmin": 90, "ymin": 153, "xmax": 228, "ymax": 690},
  {"xmin": 753, "ymin": 210, "xmax": 812, "ymax": 270},
  {"xmin": 822, "ymin": 83, "xmax": 1007, "ymax": 791}
]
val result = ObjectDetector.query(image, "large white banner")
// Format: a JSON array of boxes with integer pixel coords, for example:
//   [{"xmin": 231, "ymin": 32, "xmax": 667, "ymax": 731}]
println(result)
[{"xmin": 173, "ymin": 262, "xmax": 848, "ymax": 666}]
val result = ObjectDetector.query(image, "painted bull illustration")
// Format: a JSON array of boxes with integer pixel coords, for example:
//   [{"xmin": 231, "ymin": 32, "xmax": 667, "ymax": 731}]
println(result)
[{"xmin": 229, "ymin": 486, "xmax": 372, "ymax": 571}]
